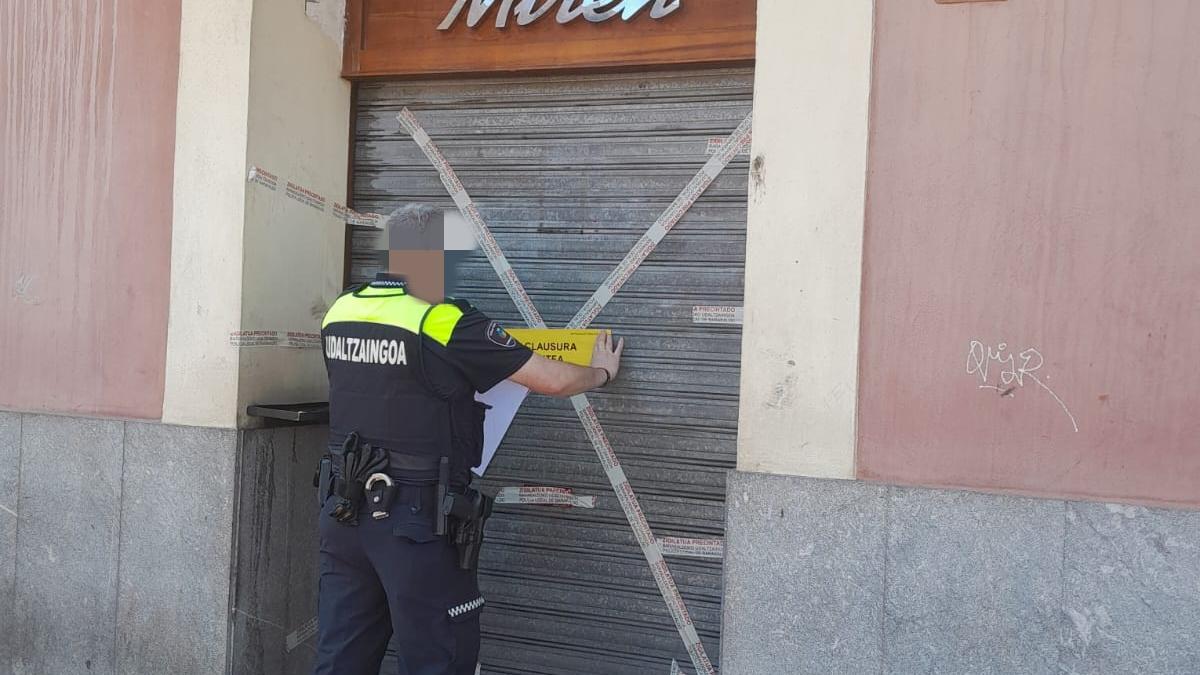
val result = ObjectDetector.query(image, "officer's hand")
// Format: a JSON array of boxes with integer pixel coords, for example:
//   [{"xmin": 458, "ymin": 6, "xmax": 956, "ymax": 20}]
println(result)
[
  {"xmin": 591, "ymin": 330, "xmax": 624, "ymax": 385},
  {"xmin": 511, "ymin": 330, "xmax": 625, "ymax": 397}
]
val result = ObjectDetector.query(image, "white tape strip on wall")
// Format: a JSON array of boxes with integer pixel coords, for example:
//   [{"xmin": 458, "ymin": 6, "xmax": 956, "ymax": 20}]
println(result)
[
  {"xmin": 286, "ymin": 616, "xmax": 319, "ymax": 652},
  {"xmin": 397, "ymin": 107, "xmax": 751, "ymax": 675},
  {"xmin": 397, "ymin": 109, "xmax": 545, "ymax": 330},
  {"xmin": 228, "ymin": 330, "xmax": 323, "ymax": 349},
  {"xmin": 566, "ymin": 113, "xmax": 753, "ymax": 330},
  {"xmin": 571, "ymin": 394, "xmax": 715, "ymax": 673},
  {"xmin": 494, "ymin": 486, "xmax": 596, "ymax": 508},
  {"xmin": 658, "ymin": 537, "xmax": 725, "ymax": 559},
  {"xmin": 247, "ymin": 166, "xmax": 383, "ymax": 227},
  {"xmin": 705, "ymin": 136, "xmax": 751, "ymax": 156},
  {"xmin": 236, "ymin": 166, "xmax": 385, "ymax": 349}
]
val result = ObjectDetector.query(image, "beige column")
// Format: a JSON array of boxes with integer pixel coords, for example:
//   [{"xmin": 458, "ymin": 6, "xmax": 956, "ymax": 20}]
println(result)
[
  {"xmin": 163, "ymin": 0, "xmax": 350, "ymax": 428},
  {"xmin": 737, "ymin": 0, "xmax": 875, "ymax": 478}
]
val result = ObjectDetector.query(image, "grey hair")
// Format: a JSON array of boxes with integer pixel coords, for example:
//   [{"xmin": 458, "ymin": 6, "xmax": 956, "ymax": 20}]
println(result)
[{"xmin": 385, "ymin": 203, "xmax": 439, "ymax": 232}]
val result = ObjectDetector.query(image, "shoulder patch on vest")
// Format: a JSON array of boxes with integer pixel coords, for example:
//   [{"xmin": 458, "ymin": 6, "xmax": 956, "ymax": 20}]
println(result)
[
  {"xmin": 486, "ymin": 320, "xmax": 517, "ymax": 348},
  {"xmin": 422, "ymin": 303, "xmax": 464, "ymax": 347}
]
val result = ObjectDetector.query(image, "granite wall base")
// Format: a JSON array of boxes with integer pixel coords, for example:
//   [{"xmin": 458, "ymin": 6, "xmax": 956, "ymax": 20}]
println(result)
[
  {"xmin": 0, "ymin": 412, "xmax": 327, "ymax": 675},
  {"xmin": 0, "ymin": 413, "xmax": 237, "ymax": 675},
  {"xmin": 721, "ymin": 472, "xmax": 1200, "ymax": 675}
]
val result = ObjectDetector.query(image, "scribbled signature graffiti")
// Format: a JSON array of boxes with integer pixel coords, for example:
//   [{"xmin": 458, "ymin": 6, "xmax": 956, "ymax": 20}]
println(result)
[{"xmin": 967, "ymin": 340, "xmax": 1079, "ymax": 432}]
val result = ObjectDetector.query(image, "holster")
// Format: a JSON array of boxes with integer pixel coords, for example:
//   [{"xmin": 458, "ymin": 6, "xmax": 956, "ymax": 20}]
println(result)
[
  {"xmin": 441, "ymin": 488, "xmax": 494, "ymax": 570},
  {"xmin": 314, "ymin": 455, "xmax": 333, "ymax": 508}
]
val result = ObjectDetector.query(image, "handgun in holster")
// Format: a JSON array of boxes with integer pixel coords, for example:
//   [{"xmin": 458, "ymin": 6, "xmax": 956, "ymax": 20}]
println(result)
[{"xmin": 434, "ymin": 457, "xmax": 494, "ymax": 570}]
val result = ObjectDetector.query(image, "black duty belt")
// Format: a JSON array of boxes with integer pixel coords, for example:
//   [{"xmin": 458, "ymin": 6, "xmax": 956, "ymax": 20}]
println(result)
[{"xmin": 385, "ymin": 451, "xmax": 441, "ymax": 473}]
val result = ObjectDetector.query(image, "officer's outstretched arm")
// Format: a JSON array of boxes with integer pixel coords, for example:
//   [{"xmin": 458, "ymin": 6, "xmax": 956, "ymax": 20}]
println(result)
[{"xmin": 510, "ymin": 330, "xmax": 624, "ymax": 398}]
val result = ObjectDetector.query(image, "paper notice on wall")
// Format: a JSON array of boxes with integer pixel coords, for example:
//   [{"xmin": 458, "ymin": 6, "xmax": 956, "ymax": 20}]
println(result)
[
  {"xmin": 692, "ymin": 305, "xmax": 744, "ymax": 325},
  {"xmin": 473, "ymin": 379, "xmax": 528, "ymax": 476}
]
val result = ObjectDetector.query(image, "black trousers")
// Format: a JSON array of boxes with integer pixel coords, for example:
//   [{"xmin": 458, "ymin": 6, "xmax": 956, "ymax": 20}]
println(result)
[{"xmin": 314, "ymin": 484, "xmax": 483, "ymax": 675}]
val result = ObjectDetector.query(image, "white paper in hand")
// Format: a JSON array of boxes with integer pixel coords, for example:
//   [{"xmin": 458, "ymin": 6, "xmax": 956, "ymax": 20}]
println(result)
[{"xmin": 472, "ymin": 379, "xmax": 529, "ymax": 476}]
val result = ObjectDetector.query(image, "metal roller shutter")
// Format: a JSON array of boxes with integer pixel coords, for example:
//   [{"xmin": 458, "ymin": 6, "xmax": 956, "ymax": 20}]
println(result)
[{"xmin": 351, "ymin": 68, "xmax": 752, "ymax": 675}]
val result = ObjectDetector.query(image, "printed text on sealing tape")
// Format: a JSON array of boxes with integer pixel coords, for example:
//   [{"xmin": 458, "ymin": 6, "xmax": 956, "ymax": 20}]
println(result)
[
  {"xmin": 397, "ymin": 107, "xmax": 746, "ymax": 675},
  {"xmin": 705, "ymin": 136, "xmax": 752, "ymax": 156},
  {"xmin": 229, "ymin": 330, "xmax": 322, "ymax": 349},
  {"xmin": 494, "ymin": 486, "xmax": 596, "ymax": 508},
  {"xmin": 247, "ymin": 166, "xmax": 382, "ymax": 227},
  {"xmin": 658, "ymin": 537, "xmax": 724, "ymax": 559},
  {"xmin": 286, "ymin": 616, "xmax": 318, "ymax": 652}
]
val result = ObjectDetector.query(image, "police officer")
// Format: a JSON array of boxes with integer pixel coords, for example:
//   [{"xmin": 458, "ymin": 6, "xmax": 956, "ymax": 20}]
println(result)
[{"xmin": 315, "ymin": 205, "xmax": 624, "ymax": 675}]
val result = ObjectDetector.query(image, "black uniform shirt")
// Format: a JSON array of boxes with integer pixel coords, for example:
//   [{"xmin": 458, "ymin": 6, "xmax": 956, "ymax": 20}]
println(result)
[
  {"xmin": 322, "ymin": 284, "xmax": 533, "ymax": 481},
  {"xmin": 419, "ymin": 302, "xmax": 534, "ymax": 397}
]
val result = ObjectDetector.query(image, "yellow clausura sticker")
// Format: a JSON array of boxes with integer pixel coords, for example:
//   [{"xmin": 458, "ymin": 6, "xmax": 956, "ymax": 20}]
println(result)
[{"xmin": 505, "ymin": 328, "xmax": 601, "ymax": 367}]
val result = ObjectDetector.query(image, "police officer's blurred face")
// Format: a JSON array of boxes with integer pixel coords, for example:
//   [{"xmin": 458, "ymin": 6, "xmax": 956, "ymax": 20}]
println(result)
[
  {"xmin": 388, "ymin": 249, "xmax": 445, "ymax": 302},
  {"xmin": 382, "ymin": 206, "xmax": 476, "ymax": 302}
]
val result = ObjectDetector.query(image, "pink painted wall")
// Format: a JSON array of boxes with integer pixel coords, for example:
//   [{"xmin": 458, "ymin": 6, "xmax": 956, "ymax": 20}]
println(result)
[
  {"xmin": 858, "ymin": 0, "xmax": 1200, "ymax": 507},
  {"xmin": 1, "ymin": 1, "xmax": 181, "ymax": 418}
]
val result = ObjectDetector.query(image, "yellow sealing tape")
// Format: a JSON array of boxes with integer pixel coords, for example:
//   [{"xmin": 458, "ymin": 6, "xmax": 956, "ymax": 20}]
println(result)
[{"xmin": 506, "ymin": 328, "xmax": 600, "ymax": 367}]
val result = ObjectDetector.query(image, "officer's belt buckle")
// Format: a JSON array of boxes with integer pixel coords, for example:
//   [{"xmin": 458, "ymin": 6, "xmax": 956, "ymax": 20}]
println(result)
[{"xmin": 365, "ymin": 473, "xmax": 395, "ymax": 520}]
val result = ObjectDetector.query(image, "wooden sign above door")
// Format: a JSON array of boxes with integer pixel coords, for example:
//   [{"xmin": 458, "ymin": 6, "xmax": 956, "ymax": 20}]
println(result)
[{"xmin": 343, "ymin": 0, "xmax": 757, "ymax": 78}]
